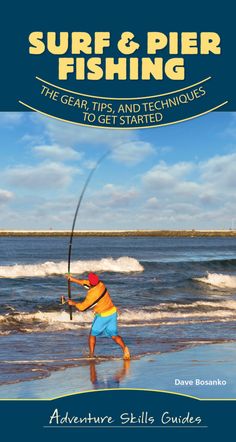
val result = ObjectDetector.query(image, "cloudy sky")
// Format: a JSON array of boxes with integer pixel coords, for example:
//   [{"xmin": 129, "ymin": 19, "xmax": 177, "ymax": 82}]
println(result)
[{"xmin": 0, "ymin": 111, "xmax": 235, "ymax": 230}]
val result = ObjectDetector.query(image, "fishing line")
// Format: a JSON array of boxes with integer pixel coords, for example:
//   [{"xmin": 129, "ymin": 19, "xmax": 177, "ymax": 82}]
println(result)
[{"xmin": 67, "ymin": 151, "xmax": 109, "ymax": 320}]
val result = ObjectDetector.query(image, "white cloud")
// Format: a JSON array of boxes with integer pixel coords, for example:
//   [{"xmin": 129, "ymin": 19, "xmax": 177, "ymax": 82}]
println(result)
[
  {"xmin": 111, "ymin": 141, "xmax": 154, "ymax": 165},
  {"xmin": 0, "ymin": 189, "xmax": 14, "ymax": 204},
  {"xmin": 33, "ymin": 144, "xmax": 82, "ymax": 162},
  {"xmin": 143, "ymin": 161, "xmax": 194, "ymax": 190},
  {"xmin": 3, "ymin": 162, "xmax": 80, "ymax": 190},
  {"xmin": 37, "ymin": 116, "xmax": 131, "ymax": 147},
  {"xmin": 200, "ymin": 153, "xmax": 236, "ymax": 192},
  {"xmin": 145, "ymin": 197, "xmax": 162, "ymax": 209},
  {"xmin": 85, "ymin": 184, "xmax": 139, "ymax": 209},
  {"xmin": 138, "ymin": 152, "xmax": 236, "ymax": 229},
  {"xmin": 32, "ymin": 115, "xmax": 154, "ymax": 165},
  {"xmin": 0, "ymin": 112, "xmax": 24, "ymax": 126},
  {"xmin": 21, "ymin": 133, "xmax": 45, "ymax": 146},
  {"xmin": 83, "ymin": 160, "xmax": 97, "ymax": 169}
]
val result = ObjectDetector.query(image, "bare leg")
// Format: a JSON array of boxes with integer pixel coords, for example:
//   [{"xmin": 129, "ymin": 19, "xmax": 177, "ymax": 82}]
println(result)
[
  {"xmin": 112, "ymin": 335, "xmax": 131, "ymax": 360},
  {"xmin": 89, "ymin": 335, "xmax": 96, "ymax": 357},
  {"xmin": 112, "ymin": 335, "xmax": 126, "ymax": 350}
]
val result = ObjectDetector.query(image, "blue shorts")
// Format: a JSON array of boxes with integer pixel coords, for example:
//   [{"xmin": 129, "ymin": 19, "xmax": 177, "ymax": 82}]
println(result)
[{"xmin": 90, "ymin": 312, "xmax": 118, "ymax": 337}]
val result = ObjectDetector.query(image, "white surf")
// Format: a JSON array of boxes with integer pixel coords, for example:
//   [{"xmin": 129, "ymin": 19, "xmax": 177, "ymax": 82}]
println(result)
[
  {"xmin": 195, "ymin": 272, "xmax": 236, "ymax": 289},
  {"xmin": 1, "ymin": 298, "xmax": 236, "ymax": 334},
  {"xmin": 0, "ymin": 256, "xmax": 143, "ymax": 278}
]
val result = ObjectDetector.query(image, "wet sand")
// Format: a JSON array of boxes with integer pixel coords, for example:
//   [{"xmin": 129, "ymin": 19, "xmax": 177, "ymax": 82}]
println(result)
[{"xmin": 0, "ymin": 343, "xmax": 235, "ymax": 399}]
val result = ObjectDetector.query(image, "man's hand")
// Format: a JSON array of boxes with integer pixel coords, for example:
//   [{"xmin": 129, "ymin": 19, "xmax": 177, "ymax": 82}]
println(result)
[
  {"xmin": 65, "ymin": 273, "xmax": 72, "ymax": 281},
  {"xmin": 65, "ymin": 274, "xmax": 83, "ymax": 285},
  {"xmin": 65, "ymin": 274, "xmax": 77, "ymax": 283},
  {"xmin": 67, "ymin": 299, "xmax": 77, "ymax": 306}
]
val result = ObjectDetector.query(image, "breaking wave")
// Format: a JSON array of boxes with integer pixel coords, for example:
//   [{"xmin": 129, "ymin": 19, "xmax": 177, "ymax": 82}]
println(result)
[
  {"xmin": 1, "ymin": 299, "xmax": 236, "ymax": 334},
  {"xmin": 194, "ymin": 273, "xmax": 236, "ymax": 289},
  {"xmin": 0, "ymin": 257, "xmax": 143, "ymax": 278}
]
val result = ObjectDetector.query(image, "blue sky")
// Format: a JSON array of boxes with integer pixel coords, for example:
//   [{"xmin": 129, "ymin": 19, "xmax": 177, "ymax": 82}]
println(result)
[{"xmin": 0, "ymin": 111, "xmax": 235, "ymax": 230}]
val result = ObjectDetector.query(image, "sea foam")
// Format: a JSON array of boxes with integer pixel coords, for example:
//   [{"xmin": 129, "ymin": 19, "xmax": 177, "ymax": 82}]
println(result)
[
  {"xmin": 1, "ymin": 298, "xmax": 236, "ymax": 335},
  {"xmin": 0, "ymin": 256, "xmax": 143, "ymax": 278},
  {"xmin": 195, "ymin": 272, "xmax": 236, "ymax": 289}
]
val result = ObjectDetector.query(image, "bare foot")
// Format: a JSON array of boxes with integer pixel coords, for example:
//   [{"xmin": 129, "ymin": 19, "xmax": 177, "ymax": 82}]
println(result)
[{"xmin": 123, "ymin": 346, "xmax": 131, "ymax": 360}]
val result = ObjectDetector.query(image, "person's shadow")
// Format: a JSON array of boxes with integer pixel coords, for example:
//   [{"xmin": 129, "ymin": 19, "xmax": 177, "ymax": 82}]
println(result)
[{"xmin": 89, "ymin": 360, "xmax": 131, "ymax": 389}]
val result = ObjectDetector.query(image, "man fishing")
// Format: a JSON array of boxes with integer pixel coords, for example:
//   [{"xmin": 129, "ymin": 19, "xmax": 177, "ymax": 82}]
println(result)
[{"xmin": 65, "ymin": 272, "xmax": 131, "ymax": 360}]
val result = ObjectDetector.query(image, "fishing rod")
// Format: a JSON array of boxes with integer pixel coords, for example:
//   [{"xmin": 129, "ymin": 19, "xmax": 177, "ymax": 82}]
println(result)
[{"xmin": 67, "ymin": 151, "xmax": 109, "ymax": 320}]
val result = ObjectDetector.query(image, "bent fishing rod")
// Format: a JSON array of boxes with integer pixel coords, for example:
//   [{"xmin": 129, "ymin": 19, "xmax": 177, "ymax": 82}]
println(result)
[{"xmin": 67, "ymin": 151, "xmax": 109, "ymax": 320}]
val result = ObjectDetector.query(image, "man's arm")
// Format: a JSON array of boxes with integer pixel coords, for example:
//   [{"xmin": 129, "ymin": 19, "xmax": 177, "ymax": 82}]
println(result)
[
  {"xmin": 65, "ymin": 274, "xmax": 90, "ymax": 287},
  {"xmin": 67, "ymin": 292, "xmax": 93, "ymax": 311}
]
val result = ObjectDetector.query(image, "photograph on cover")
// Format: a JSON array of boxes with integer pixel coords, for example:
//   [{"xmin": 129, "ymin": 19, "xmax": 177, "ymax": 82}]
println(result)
[{"xmin": 0, "ymin": 111, "xmax": 236, "ymax": 399}]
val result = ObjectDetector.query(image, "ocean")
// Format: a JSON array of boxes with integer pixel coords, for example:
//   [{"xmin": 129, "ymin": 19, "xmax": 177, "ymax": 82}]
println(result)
[{"xmin": 1, "ymin": 235, "xmax": 236, "ymax": 386}]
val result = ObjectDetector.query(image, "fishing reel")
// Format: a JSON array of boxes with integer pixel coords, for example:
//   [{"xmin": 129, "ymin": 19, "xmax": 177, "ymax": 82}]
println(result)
[{"xmin": 60, "ymin": 296, "xmax": 67, "ymax": 305}]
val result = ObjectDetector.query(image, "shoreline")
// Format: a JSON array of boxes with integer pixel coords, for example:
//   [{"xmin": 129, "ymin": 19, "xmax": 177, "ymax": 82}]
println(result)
[
  {"xmin": 1, "ymin": 229, "xmax": 236, "ymax": 237},
  {"xmin": 1, "ymin": 342, "xmax": 236, "ymax": 399}
]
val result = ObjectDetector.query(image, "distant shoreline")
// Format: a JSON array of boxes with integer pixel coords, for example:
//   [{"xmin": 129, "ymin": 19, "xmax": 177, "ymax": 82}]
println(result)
[{"xmin": 0, "ymin": 230, "xmax": 236, "ymax": 237}]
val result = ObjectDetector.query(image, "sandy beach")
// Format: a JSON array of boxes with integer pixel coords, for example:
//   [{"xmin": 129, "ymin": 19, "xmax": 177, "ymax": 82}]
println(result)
[{"xmin": 0, "ymin": 343, "xmax": 235, "ymax": 400}]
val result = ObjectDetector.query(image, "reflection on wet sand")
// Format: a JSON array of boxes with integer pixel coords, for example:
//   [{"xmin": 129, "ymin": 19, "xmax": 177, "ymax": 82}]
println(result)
[{"xmin": 89, "ymin": 359, "xmax": 131, "ymax": 389}]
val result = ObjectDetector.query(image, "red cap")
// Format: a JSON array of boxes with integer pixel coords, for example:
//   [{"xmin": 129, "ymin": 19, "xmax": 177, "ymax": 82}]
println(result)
[{"xmin": 88, "ymin": 272, "xmax": 99, "ymax": 286}]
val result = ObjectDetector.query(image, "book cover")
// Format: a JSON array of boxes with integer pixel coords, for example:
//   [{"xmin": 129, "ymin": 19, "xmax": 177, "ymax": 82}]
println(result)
[{"xmin": 0, "ymin": 2, "xmax": 235, "ymax": 440}]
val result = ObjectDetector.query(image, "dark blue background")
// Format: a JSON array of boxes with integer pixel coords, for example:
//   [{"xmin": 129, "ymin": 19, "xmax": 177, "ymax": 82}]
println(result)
[
  {"xmin": 1, "ymin": 390, "xmax": 235, "ymax": 441},
  {"xmin": 0, "ymin": 1, "xmax": 235, "ymax": 110}
]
